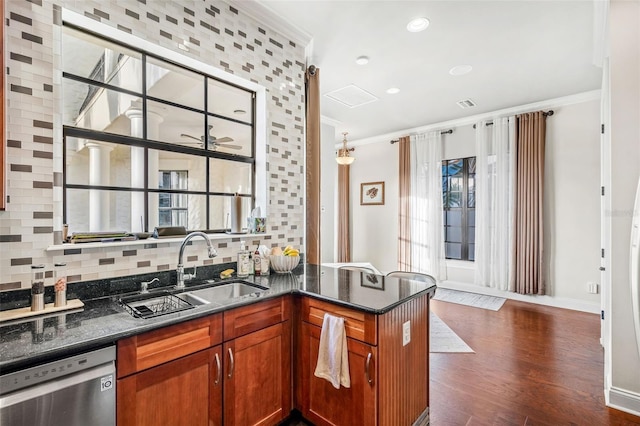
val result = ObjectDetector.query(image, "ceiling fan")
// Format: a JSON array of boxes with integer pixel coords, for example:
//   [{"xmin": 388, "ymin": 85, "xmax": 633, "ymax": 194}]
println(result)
[{"xmin": 180, "ymin": 125, "xmax": 242, "ymax": 150}]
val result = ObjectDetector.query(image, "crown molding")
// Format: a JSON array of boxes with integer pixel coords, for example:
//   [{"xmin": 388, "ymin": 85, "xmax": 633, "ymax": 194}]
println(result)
[
  {"xmin": 226, "ymin": 0, "xmax": 313, "ymax": 48},
  {"xmin": 346, "ymin": 89, "xmax": 602, "ymax": 148}
]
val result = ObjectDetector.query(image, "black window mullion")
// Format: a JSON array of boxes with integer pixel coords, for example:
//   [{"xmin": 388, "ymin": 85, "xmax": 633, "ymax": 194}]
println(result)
[
  {"xmin": 461, "ymin": 158, "xmax": 469, "ymax": 261},
  {"xmin": 204, "ymin": 76, "xmax": 210, "ymax": 230}
]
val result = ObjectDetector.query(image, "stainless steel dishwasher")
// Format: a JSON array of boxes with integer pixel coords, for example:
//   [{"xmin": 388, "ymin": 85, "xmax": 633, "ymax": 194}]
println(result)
[{"xmin": 0, "ymin": 345, "xmax": 116, "ymax": 426}]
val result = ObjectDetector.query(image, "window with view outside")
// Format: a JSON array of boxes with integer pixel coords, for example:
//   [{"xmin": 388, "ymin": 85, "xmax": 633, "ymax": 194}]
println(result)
[
  {"xmin": 61, "ymin": 25, "xmax": 255, "ymax": 235},
  {"xmin": 159, "ymin": 171, "xmax": 188, "ymax": 227},
  {"xmin": 442, "ymin": 157, "xmax": 476, "ymax": 261}
]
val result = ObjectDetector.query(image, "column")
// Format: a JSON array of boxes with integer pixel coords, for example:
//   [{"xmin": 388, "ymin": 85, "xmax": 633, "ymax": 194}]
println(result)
[{"xmin": 85, "ymin": 143, "xmax": 113, "ymax": 232}]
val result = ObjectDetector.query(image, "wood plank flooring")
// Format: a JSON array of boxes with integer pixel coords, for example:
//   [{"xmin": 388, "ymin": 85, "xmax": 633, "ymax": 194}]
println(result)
[{"xmin": 430, "ymin": 298, "xmax": 640, "ymax": 425}]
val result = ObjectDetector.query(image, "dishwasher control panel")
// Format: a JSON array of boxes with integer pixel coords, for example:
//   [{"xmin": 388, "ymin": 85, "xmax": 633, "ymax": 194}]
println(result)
[{"xmin": 0, "ymin": 345, "xmax": 115, "ymax": 394}]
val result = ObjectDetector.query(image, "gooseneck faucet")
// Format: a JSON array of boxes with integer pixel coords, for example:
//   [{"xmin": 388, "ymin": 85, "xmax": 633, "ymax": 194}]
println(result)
[{"xmin": 176, "ymin": 231, "xmax": 218, "ymax": 289}]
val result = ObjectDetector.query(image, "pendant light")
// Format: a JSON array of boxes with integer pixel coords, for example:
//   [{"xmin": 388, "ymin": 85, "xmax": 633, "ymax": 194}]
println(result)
[{"xmin": 336, "ymin": 132, "xmax": 355, "ymax": 165}]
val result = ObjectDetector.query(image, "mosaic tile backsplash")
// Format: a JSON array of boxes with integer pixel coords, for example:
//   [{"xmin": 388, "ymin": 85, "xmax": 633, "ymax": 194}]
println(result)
[{"xmin": 1, "ymin": 0, "xmax": 306, "ymax": 290}]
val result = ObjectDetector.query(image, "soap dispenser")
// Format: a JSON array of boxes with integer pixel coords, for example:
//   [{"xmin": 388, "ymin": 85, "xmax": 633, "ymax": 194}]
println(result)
[{"xmin": 237, "ymin": 240, "xmax": 251, "ymax": 278}]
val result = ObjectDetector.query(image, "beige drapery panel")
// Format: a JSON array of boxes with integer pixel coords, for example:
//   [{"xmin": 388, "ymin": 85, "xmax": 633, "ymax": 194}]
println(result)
[
  {"xmin": 397, "ymin": 136, "xmax": 411, "ymax": 270},
  {"xmin": 305, "ymin": 66, "xmax": 321, "ymax": 264},
  {"xmin": 511, "ymin": 111, "xmax": 547, "ymax": 295},
  {"xmin": 337, "ymin": 164, "xmax": 351, "ymax": 262}
]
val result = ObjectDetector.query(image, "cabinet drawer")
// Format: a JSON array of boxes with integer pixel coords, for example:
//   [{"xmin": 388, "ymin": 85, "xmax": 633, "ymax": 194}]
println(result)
[
  {"xmin": 301, "ymin": 297, "xmax": 377, "ymax": 345},
  {"xmin": 223, "ymin": 296, "xmax": 290, "ymax": 340},
  {"xmin": 117, "ymin": 314, "xmax": 222, "ymax": 378}
]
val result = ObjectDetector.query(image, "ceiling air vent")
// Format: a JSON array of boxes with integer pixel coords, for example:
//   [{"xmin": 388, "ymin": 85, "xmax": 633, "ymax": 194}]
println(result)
[
  {"xmin": 324, "ymin": 84, "xmax": 378, "ymax": 108},
  {"xmin": 456, "ymin": 99, "xmax": 476, "ymax": 109}
]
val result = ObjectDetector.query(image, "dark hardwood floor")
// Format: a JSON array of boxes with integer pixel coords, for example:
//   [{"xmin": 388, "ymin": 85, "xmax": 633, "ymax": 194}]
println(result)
[{"xmin": 430, "ymin": 298, "xmax": 640, "ymax": 426}]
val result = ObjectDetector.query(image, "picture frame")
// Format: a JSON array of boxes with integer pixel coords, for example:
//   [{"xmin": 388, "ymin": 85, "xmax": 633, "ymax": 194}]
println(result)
[
  {"xmin": 361, "ymin": 272, "xmax": 385, "ymax": 290},
  {"xmin": 360, "ymin": 181, "xmax": 385, "ymax": 205}
]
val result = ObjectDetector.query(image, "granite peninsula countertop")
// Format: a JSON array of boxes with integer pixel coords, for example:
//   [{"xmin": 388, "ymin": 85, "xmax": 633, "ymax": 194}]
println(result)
[{"xmin": 0, "ymin": 264, "xmax": 436, "ymax": 373}]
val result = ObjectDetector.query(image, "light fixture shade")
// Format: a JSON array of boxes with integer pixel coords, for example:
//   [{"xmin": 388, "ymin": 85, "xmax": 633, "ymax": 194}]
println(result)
[{"xmin": 336, "ymin": 153, "xmax": 355, "ymax": 165}]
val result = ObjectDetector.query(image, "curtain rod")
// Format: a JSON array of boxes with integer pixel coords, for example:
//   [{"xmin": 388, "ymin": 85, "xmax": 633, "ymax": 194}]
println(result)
[
  {"xmin": 472, "ymin": 110, "xmax": 554, "ymax": 129},
  {"xmin": 390, "ymin": 129, "xmax": 453, "ymax": 144}
]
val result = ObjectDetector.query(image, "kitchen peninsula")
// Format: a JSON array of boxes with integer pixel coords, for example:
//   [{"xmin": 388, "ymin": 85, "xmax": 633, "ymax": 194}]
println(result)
[{"xmin": 0, "ymin": 265, "xmax": 435, "ymax": 426}]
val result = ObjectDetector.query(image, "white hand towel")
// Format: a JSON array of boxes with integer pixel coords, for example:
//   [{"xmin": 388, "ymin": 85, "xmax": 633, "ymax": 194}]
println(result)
[{"xmin": 314, "ymin": 313, "xmax": 351, "ymax": 389}]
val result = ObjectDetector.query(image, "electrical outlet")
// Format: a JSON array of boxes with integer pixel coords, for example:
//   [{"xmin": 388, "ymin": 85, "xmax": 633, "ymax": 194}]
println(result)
[
  {"xmin": 403, "ymin": 321, "xmax": 411, "ymax": 346},
  {"xmin": 587, "ymin": 282, "xmax": 599, "ymax": 294}
]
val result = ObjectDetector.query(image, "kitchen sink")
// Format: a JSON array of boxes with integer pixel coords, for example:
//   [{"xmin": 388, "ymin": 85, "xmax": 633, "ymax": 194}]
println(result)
[
  {"xmin": 120, "ymin": 282, "xmax": 267, "ymax": 319},
  {"xmin": 181, "ymin": 282, "xmax": 267, "ymax": 303}
]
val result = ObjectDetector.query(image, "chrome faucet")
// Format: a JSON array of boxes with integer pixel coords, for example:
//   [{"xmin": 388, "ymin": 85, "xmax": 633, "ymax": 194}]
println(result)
[{"xmin": 176, "ymin": 231, "xmax": 217, "ymax": 290}]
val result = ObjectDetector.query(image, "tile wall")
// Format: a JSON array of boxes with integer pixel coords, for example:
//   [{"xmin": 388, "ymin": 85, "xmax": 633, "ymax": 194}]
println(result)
[{"xmin": 1, "ymin": 0, "xmax": 306, "ymax": 290}]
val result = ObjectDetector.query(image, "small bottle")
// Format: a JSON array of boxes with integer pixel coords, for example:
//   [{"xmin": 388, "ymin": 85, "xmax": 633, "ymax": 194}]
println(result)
[
  {"xmin": 31, "ymin": 265, "xmax": 45, "ymax": 312},
  {"xmin": 237, "ymin": 241, "xmax": 251, "ymax": 278},
  {"xmin": 254, "ymin": 244, "xmax": 262, "ymax": 275},
  {"xmin": 54, "ymin": 263, "xmax": 67, "ymax": 307}
]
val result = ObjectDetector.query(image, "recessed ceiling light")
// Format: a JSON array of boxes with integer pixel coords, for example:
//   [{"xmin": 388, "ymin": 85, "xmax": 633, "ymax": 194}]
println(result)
[
  {"xmin": 386, "ymin": 87, "xmax": 400, "ymax": 95},
  {"xmin": 355, "ymin": 56, "xmax": 369, "ymax": 65},
  {"xmin": 234, "ymin": 109, "xmax": 246, "ymax": 115},
  {"xmin": 406, "ymin": 17, "xmax": 430, "ymax": 33},
  {"xmin": 449, "ymin": 65, "xmax": 473, "ymax": 76}
]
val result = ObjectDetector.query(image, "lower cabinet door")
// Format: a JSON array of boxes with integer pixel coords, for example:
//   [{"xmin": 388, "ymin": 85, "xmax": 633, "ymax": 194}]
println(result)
[
  {"xmin": 223, "ymin": 321, "xmax": 291, "ymax": 426},
  {"xmin": 300, "ymin": 322, "xmax": 377, "ymax": 426},
  {"xmin": 117, "ymin": 346, "xmax": 223, "ymax": 426}
]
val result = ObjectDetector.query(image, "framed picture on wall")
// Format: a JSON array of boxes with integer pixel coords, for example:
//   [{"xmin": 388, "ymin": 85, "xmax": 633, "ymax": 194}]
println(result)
[
  {"xmin": 361, "ymin": 272, "xmax": 384, "ymax": 290},
  {"xmin": 360, "ymin": 181, "xmax": 385, "ymax": 205}
]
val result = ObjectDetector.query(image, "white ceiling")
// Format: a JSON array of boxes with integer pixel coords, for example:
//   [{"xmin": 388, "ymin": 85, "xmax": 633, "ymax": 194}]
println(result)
[{"xmin": 250, "ymin": 0, "xmax": 602, "ymax": 143}]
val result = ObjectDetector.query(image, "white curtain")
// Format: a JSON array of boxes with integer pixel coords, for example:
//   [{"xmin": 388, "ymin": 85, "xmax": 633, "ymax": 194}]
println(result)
[
  {"xmin": 474, "ymin": 117, "xmax": 515, "ymax": 290},
  {"xmin": 410, "ymin": 132, "xmax": 446, "ymax": 280}
]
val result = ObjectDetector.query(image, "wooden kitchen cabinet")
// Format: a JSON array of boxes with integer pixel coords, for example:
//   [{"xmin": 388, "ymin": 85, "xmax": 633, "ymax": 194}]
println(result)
[
  {"xmin": 116, "ymin": 296, "xmax": 291, "ymax": 426},
  {"xmin": 300, "ymin": 322, "xmax": 377, "ymax": 426},
  {"xmin": 224, "ymin": 321, "xmax": 291, "ymax": 425},
  {"xmin": 117, "ymin": 345, "xmax": 223, "ymax": 426},
  {"xmin": 297, "ymin": 293, "xmax": 431, "ymax": 426}
]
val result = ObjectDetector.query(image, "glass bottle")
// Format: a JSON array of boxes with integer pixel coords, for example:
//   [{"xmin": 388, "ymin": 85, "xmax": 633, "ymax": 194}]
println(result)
[
  {"xmin": 54, "ymin": 263, "xmax": 67, "ymax": 307},
  {"xmin": 31, "ymin": 264, "xmax": 45, "ymax": 312}
]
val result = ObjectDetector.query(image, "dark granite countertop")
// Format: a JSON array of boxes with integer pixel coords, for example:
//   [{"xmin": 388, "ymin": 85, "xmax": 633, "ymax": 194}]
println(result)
[{"xmin": 0, "ymin": 264, "xmax": 435, "ymax": 373}]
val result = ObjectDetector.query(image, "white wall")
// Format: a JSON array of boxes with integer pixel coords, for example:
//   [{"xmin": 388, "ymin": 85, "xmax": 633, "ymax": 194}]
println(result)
[
  {"xmin": 349, "ymin": 140, "xmax": 399, "ymax": 272},
  {"xmin": 346, "ymin": 96, "xmax": 602, "ymax": 311}
]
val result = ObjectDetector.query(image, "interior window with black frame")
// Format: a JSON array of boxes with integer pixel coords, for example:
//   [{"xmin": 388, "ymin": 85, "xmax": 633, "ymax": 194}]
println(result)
[
  {"xmin": 61, "ymin": 25, "xmax": 255, "ymax": 234},
  {"xmin": 442, "ymin": 157, "xmax": 476, "ymax": 261}
]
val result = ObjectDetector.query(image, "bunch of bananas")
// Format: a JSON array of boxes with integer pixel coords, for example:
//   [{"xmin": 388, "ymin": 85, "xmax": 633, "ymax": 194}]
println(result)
[{"xmin": 283, "ymin": 245, "xmax": 299, "ymax": 257}]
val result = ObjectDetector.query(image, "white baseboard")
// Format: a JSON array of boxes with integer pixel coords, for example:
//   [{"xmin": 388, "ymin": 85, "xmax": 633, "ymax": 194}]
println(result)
[
  {"xmin": 607, "ymin": 387, "xmax": 640, "ymax": 416},
  {"xmin": 439, "ymin": 280, "xmax": 601, "ymax": 314}
]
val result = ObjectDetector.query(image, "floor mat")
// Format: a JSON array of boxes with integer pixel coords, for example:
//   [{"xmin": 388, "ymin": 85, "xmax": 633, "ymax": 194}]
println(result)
[{"xmin": 433, "ymin": 288, "xmax": 506, "ymax": 311}]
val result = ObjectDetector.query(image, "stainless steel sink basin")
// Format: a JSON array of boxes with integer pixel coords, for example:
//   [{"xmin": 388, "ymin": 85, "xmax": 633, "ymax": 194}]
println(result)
[{"xmin": 181, "ymin": 282, "xmax": 266, "ymax": 303}]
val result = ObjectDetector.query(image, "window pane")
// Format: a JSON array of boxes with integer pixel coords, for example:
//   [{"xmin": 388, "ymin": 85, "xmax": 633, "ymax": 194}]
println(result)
[
  {"xmin": 446, "ymin": 159, "xmax": 463, "ymax": 176},
  {"xmin": 208, "ymin": 79, "xmax": 253, "ymax": 124},
  {"xmin": 468, "ymin": 244, "xmax": 475, "ymax": 261},
  {"xmin": 63, "ymin": 78, "xmax": 141, "ymax": 135},
  {"xmin": 468, "ymin": 226, "xmax": 475, "ymax": 243},
  {"xmin": 63, "ymin": 26, "xmax": 142, "ymax": 93},
  {"xmin": 447, "ymin": 191, "xmax": 462, "ymax": 208},
  {"xmin": 149, "ymin": 193, "xmax": 206, "ymax": 231},
  {"xmin": 468, "ymin": 209, "xmax": 476, "ymax": 226},
  {"xmin": 209, "ymin": 158, "xmax": 252, "ymax": 194},
  {"xmin": 65, "ymin": 139, "xmax": 129, "ymax": 187},
  {"xmin": 468, "ymin": 190, "xmax": 475, "ymax": 208},
  {"xmin": 446, "ymin": 227, "xmax": 462, "ymax": 243},
  {"xmin": 468, "ymin": 157, "xmax": 476, "ymax": 173},
  {"xmin": 446, "ymin": 210, "xmax": 462, "ymax": 226},
  {"xmin": 209, "ymin": 195, "xmax": 251, "ymax": 231},
  {"xmin": 147, "ymin": 100, "xmax": 205, "ymax": 146},
  {"xmin": 445, "ymin": 243, "xmax": 462, "ymax": 259},
  {"xmin": 150, "ymin": 150, "xmax": 205, "ymax": 191},
  {"xmin": 206, "ymin": 116, "xmax": 253, "ymax": 157},
  {"xmin": 66, "ymin": 189, "xmax": 132, "ymax": 232},
  {"xmin": 147, "ymin": 57, "xmax": 204, "ymax": 110},
  {"xmin": 450, "ymin": 177, "xmax": 463, "ymax": 192}
]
